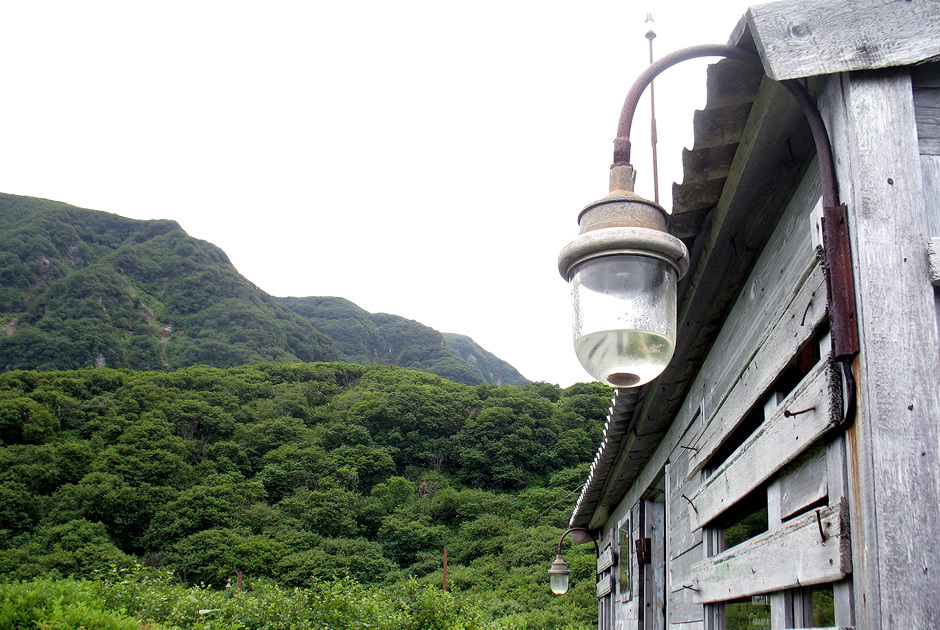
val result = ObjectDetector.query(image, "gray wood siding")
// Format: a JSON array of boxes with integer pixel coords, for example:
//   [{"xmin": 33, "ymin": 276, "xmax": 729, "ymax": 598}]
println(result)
[
  {"xmin": 914, "ymin": 62, "xmax": 940, "ymax": 344},
  {"xmin": 818, "ymin": 66, "xmax": 940, "ymax": 630}
]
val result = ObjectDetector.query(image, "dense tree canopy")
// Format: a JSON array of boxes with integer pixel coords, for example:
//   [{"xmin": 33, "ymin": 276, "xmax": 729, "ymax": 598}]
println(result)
[{"xmin": 0, "ymin": 362, "xmax": 611, "ymax": 628}]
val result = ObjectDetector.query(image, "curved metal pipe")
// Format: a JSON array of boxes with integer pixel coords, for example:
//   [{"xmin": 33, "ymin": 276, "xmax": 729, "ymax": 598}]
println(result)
[
  {"xmin": 556, "ymin": 526, "xmax": 599, "ymax": 557},
  {"xmin": 613, "ymin": 45, "xmax": 762, "ymax": 166},
  {"xmin": 612, "ymin": 44, "xmax": 840, "ymax": 210}
]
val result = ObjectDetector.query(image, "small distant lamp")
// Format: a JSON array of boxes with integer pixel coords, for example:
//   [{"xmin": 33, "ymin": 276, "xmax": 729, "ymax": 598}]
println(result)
[
  {"xmin": 559, "ymin": 164, "xmax": 689, "ymax": 387},
  {"xmin": 549, "ymin": 526, "xmax": 597, "ymax": 595},
  {"xmin": 548, "ymin": 554, "xmax": 571, "ymax": 595}
]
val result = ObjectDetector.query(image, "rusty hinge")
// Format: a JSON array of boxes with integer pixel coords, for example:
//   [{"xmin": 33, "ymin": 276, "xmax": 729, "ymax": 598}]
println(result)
[{"xmin": 636, "ymin": 537, "xmax": 652, "ymax": 566}]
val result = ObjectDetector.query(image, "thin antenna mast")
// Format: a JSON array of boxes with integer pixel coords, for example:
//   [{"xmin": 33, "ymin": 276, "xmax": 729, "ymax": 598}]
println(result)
[{"xmin": 645, "ymin": 13, "xmax": 660, "ymax": 204}]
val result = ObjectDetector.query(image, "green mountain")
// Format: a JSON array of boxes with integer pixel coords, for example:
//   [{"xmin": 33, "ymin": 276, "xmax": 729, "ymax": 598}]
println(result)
[
  {"xmin": 279, "ymin": 297, "xmax": 528, "ymax": 386},
  {"xmin": 0, "ymin": 194, "xmax": 527, "ymax": 385},
  {"xmin": 0, "ymin": 194, "xmax": 338, "ymax": 372}
]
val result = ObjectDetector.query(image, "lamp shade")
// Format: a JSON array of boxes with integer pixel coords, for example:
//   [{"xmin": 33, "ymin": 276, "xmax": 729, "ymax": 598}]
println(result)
[{"xmin": 548, "ymin": 555, "xmax": 571, "ymax": 595}]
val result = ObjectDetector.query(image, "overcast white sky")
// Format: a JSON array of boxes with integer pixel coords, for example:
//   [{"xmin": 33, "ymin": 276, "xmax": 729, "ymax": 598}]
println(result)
[{"xmin": 1, "ymin": 0, "xmax": 758, "ymax": 386}]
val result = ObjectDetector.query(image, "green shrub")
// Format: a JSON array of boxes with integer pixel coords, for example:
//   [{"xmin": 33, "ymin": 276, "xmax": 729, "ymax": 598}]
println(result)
[{"xmin": 0, "ymin": 578, "xmax": 139, "ymax": 630}]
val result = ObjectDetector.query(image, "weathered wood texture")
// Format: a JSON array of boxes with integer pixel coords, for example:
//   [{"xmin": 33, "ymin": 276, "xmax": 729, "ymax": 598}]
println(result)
[
  {"xmin": 642, "ymin": 500, "xmax": 667, "ymax": 630},
  {"xmin": 925, "ymin": 157, "xmax": 940, "ymax": 236},
  {"xmin": 913, "ymin": 62, "xmax": 940, "ymax": 156},
  {"xmin": 667, "ymin": 543, "xmax": 705, "ymax": 625},
  {"xmin": 689, "ymin": 360, "xmax": 839, "ymax": 529},
  {"xmin": 688, "ymin": 262, "xmax": 827, "ymax": 476},
  {"xmin": 691, "ymin": 499, "xmax": 851, "ymax": 604},
  {"xmin": 778, "ymin": 445, "xmax": 828, "ymax": 521},
  {"xmin": 747, "ymin": 0, "xmax": 940, "ymax": 81},
  {"xmin": 667, "ymin": 435, "xmax": 704, "ymax": 565},
  {"xmin": 819, "ymin": 68, "xmax": 940, "ymax": 629},
  {"xmin": 916, "ymin": 63, "xmax": 940, "ymax": 240},
  {"xmin": 929, "ymin": 237, "xmax": 940, "ymax": 286}
]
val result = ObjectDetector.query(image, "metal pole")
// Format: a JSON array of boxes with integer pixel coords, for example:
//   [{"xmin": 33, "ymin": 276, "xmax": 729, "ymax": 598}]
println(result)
[{"xmin": 646, "ymin": 15, "xmax": 659, "ymax": 205}]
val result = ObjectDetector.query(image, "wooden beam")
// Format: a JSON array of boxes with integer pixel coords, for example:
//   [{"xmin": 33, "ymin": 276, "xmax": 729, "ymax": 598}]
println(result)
[
  {"xmin": 691, "ymin": 498, "xmax": 851, "ymax": 604},
  {"xmin": 747, "ymin": 0, "xmax": 940, "ymax": 81},
  {"xmin": 689, "ymin": 359, "xmax": 839, "ymax": 530},
  {"xmin": 778, "ymin": 445, "xmax": 828, "ymax": 522}
]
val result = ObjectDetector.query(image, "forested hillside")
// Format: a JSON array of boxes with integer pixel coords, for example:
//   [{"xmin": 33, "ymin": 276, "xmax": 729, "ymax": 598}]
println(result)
[
  {"xmin": 279, "ymin": 296, "xmax": 527, "ymax": 386},
  {"xmin": 0, "ymin": 193, "xmax": 527, "ymax": 386},
  {"xmin": 0, "ymin": 194, "xmax": 337, "ymax": 371},
  {"xmin": 0, "ymin": 362, "xmax": 609, "ymax": 628}
]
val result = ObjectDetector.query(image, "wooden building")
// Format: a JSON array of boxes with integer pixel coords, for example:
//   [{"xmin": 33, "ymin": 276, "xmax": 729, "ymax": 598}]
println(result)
[{"xmin": 566, "ymin": 1, "xmax": 940, "ymax": 628}]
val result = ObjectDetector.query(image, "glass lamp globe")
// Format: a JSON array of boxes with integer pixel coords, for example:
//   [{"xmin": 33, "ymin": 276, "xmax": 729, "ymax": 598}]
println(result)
[
  {"xmin": 570, "ymin": 253, "xmax": 677, "ymax": 387},
  {"xmin": 548, "ymin": 555, "xmax": 571, "ymax": 595}
]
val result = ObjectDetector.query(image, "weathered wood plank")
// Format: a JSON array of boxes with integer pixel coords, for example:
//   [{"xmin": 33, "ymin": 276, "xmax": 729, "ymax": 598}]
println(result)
[
  {"xmin": 643, "ymin": 499, "xmax": 667, "ymax": 630},
  {"xmin": 921, "ymin": 154, "xmax": 940, "ymax": 235},
  {"xmin": 818, "ymin": 67, "xmax": 940, "ymax": 630},
  {"xmin": 779, "ymin": 445, "xmax": 828, "ymax": 521},
  {"xmin": 690, "ymin": 359, "xmax": 838, "ymax": 528},
  {"xmin": 668, "ymin": 542, "xmax": 705, "ymax": 624},
  {"xmin": 668, "ymin": 465, "xmax": 704, "ymax": 560},
  {"xmin": 929, "ymin": 238, "xmax": 940, "ymax": 286},
  {"xmin": 689, "ymin": 263, "xmax": 827, "ymax": 475},
  {"xmin": 691, "ymin": 499, "xmax": 851, "ymax": 604},
  {"xmin": 915, "ymin": 89, "xmax": 940, "ymax": 155},
  {"xmin": 747, "ymin": 0, "xmax": 940, "ymax": 81},
  {"xmin": 692, "ymin": 159, "xmax": 821, "ymax": 427}
]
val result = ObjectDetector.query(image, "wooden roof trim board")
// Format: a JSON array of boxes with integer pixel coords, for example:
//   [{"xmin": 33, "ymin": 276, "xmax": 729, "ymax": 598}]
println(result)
[{"xmin": 747, "ymin": 0, "xmax": 940, "ymax": 81}]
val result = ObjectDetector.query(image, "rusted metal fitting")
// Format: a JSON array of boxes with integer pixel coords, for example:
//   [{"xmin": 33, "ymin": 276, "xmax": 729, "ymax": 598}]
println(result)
[{"xmin": 559, "ymin": 165, "xmax": 690, "ymax": 281}]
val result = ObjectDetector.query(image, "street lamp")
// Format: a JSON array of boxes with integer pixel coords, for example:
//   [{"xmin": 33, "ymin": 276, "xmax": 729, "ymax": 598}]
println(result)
[
  {"xmin": 559, "ymin": 44, "xmax": 859, "ymax": 396},
  {"xmin": 548, "ymin": 553, "xmax": 571, "ymax": 595},
  {"xmin": 548, "ymin": 527, "xmax": 598, "ymax": 595}
]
